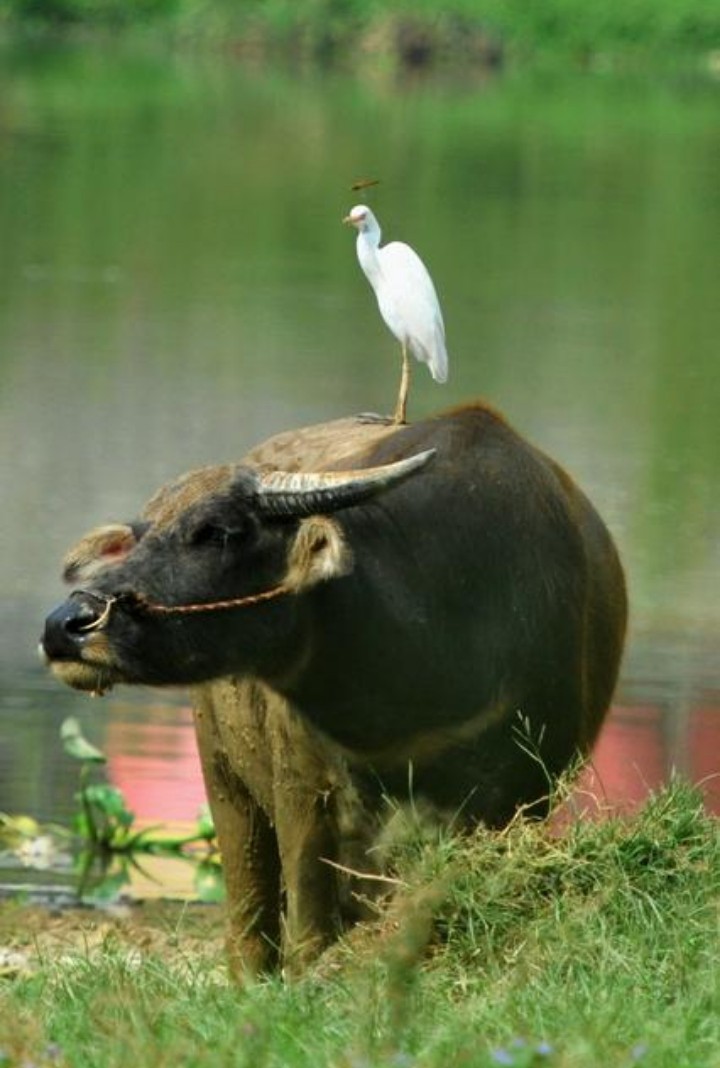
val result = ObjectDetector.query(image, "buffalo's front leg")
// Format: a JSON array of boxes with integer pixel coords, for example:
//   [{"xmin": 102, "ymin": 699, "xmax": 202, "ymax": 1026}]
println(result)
[
  {"xmin": 193, "ymin": 697, "xmax": 281, "ymax": 979},
  {"xmin": 274, "ymin": 790, "xmax": 344, "ymax": 975}
]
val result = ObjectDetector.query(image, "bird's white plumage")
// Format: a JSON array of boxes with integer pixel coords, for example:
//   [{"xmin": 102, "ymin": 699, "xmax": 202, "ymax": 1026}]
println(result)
[
  {"xmin": 369, "ymin": 239, "xmax": 448, "ymax": 383},
  {"xmin": 344, "ymin": 205, "xmax": 449, "ymax": 420}
]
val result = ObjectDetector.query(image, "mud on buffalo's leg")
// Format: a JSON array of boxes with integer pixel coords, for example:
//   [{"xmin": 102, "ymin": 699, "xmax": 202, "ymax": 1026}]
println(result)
[
  {"xmin": 193, "ymin": 700, "xmax": 281, "ymax": 978},
  {"xmin": 273, "ymin": 787, "xmax": 345, "ymax": 975}
]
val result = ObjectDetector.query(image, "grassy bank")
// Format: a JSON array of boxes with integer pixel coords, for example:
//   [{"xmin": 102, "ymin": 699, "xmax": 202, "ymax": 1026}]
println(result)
[
  {"xmin": 2, "ymin": 0, "xmax": 720, "ymax": 68},
  {"xmin": 1, "ymin": 778, "xmax": 718, "ymax": 1067}
]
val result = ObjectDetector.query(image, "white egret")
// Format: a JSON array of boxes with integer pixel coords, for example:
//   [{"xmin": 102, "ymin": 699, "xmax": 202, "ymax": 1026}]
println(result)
[{"xmin": 343, "ymin": 204, "xmax": 448, "ymax": 425}]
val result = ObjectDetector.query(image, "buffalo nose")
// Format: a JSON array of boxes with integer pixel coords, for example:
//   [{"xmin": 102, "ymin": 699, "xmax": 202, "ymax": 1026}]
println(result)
[{"xmin": 42, "ymin": 597, "xmax": 101, "ymax": 661}]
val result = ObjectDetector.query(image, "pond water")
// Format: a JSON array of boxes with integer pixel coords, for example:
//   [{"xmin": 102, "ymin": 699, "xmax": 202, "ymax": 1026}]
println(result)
[{"xmin": 0, "ymin": 44, "xmax": 718, "ymax": 896}]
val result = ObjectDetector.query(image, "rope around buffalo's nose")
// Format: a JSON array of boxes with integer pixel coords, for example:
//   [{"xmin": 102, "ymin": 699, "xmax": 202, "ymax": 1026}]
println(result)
[{"xmin": 76, "ymin": 582, "xmax": 291, "ymax": 632}]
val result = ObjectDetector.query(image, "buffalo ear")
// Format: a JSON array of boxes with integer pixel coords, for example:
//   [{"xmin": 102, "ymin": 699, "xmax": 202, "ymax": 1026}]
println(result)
[
  {"xmin": 284, "ymin": 516, "xmax": 353, "ymax": 592},
  {"xmin": 62, "ymin": 523, "xmax": 140, "ymax": 584}
]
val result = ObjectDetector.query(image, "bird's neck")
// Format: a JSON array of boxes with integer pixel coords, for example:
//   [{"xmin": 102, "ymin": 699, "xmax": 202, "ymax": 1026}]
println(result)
[{"xmin": 356, "ymin": 231, "xmax": 382, "ymax": 284}]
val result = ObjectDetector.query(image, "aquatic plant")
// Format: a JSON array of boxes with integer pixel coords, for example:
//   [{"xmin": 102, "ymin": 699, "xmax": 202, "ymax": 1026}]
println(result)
[{"xmin": 0, "ymin": 718, "xmax": 222, "ymax": 904}]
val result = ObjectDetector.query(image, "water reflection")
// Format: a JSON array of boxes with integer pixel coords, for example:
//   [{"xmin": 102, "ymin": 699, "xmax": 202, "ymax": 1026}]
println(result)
[
  {"xmin": 590, "ymin": 703, "xmax": 720, "ymax": 815},
  {"xmin": 105, "ymin": 702, "xmax": 206, "ymax": 823},
  {"xmin": 0, "ymin": 45, "xmax": 718, "ymax": 898}
]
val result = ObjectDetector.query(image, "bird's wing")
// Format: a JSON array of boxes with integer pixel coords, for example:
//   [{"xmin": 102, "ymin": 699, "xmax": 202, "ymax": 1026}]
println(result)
[{"xmin": 379, "ymin": 242, "xmax": 448, "ymax": 382}]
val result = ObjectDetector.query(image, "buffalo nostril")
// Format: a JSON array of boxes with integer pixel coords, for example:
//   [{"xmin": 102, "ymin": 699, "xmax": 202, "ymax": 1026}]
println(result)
[
  {"xmin": 42, "ymin": 598, "xmax": 102, "ymax": 661},
  {"xmin": 64, "ymin": 602, "xmax": 100, "ymax": 634}
]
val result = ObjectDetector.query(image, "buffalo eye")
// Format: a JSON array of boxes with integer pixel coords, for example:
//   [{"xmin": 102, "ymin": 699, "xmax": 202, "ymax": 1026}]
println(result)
[
  {"xmin": 186, "ymin": 514, "xmax": 257, "ymax": 549},
  {"xmin": 189, "ymin": 523, "xmax": 229, "ymax": 548}
]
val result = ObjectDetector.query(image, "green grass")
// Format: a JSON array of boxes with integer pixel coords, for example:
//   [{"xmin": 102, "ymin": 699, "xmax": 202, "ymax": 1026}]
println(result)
[{"xmin": 0, "ymin": 778, "xmax": 718, "ymax": 1067}]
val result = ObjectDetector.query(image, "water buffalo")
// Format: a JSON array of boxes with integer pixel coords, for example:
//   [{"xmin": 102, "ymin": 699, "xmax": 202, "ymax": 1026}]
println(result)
[{"xmin": 41, "ymin": 402, "xmax": 627, "ymax": 975}]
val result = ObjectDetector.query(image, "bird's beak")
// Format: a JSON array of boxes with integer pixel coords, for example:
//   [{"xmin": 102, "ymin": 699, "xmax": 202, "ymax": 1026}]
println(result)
[{"xmin": 342, "ymin": 214, "xmax": 354, "ymax": 225}]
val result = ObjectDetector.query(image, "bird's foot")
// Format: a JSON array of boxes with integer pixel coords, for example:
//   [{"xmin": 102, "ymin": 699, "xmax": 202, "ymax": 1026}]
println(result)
[{"xmin": 355, "ymin": 412, "xmax": 395, "ymax": 426}]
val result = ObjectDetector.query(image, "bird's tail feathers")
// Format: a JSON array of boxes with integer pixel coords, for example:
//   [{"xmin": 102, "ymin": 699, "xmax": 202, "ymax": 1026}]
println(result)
[
  {"xmin": 430, "ymin": 358, "xmax": 449, "ymax": 384},
  {"xmin": 410, "ymin": 331, "xmax": 448, "ymax": 384},
  {"xmin": 428, "ymin": 331, "xmax": 449, "ymax": 384}
]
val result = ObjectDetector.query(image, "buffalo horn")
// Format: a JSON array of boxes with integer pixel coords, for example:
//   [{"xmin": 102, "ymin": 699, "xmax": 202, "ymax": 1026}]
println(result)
[{"xmin": 256, "ymin": 449, "xmax": 436, "ymax": 516}]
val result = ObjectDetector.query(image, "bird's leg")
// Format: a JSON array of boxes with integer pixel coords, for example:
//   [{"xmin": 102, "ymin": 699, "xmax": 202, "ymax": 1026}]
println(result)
[{"xmin": 393, "ymin": 343, "xmax": 411, "ymax": 425}]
